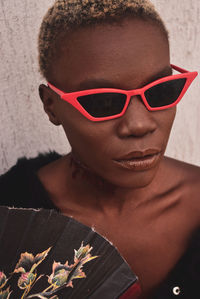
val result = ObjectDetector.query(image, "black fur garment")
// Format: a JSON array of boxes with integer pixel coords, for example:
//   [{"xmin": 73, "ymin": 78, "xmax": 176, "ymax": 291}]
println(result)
[{"xmin": 0, "ymin": 151, "xmax": 61, "ymax": 210}]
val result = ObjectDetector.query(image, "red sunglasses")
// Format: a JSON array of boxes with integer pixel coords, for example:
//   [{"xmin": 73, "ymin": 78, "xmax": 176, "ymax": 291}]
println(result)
[{"xmin": 48, "ymin": 64, "xmax": 198, "ymax": 122}]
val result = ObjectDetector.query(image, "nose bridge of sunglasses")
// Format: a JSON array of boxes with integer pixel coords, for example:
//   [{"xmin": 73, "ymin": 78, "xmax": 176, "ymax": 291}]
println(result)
[
  {"xmin": 127, "ymin": 87, "xmax": 142, "ymax": 96},
  {"xmin": 126, "ymin": 88, "xmax": 144, "ymax": 105}
]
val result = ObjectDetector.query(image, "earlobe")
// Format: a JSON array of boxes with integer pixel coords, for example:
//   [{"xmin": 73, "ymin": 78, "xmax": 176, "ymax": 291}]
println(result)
[{"xmin": 38, "ymin": 84, "xmax": 61, "ymax": 126}]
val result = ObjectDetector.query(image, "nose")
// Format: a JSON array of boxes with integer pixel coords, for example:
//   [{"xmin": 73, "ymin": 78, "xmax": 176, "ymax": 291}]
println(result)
[{"xmin": 116, "ymin": 95, "xmax": 157, "ymax": 138}]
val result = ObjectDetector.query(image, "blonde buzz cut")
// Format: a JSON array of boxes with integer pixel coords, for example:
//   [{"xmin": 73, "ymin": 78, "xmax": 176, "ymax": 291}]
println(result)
[{"xmin": 38, "ymin": 0, "xmax": 168, "ymax": 80}]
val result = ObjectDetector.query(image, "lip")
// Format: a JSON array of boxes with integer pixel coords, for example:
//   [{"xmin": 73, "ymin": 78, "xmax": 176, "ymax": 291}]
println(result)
[
  {"xmin": 115, "ymin": 149, "xmax": 161, "ymax": 160},
  {"xmin": 113, "ymin": 149, "xmax": 161, "ymax": 171}
]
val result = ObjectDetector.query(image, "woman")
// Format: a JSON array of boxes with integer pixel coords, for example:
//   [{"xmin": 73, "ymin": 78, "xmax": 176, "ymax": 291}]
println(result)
[{"xmin": 0, "ymin": 0, "xmax": 199, "ymax": 298}]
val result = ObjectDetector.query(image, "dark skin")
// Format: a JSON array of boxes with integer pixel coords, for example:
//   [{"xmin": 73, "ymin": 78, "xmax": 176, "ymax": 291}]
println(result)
[{"xmin": 38, "ymin": 18, "xmax": 200, "ymax": 298}]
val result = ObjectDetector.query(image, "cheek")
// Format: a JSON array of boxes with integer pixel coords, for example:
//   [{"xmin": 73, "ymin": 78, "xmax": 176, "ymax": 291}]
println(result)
[
  {"xmin": 162, "ymin": 107, "xmax": 176, "ymax": 131},
  {"xmin": 65, "ymin": 125, "xmax": 114, "ymax": 175},
  {"xmin": 158, "ymin": 107, "xmax": 176, "ymax": 144},
  {"xmin": 60, "ymin": 109, "xmax": 113, "ymax": 159}
]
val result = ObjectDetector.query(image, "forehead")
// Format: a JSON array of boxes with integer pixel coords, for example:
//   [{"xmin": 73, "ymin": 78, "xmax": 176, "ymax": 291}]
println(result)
[{"xmin": 50, "ymin": 18, "xmax": 170, "ymax": 91}]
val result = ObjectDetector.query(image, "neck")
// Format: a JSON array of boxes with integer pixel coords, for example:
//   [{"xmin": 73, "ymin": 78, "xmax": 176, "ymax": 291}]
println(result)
[
  {"xmin": 67, "ymin": 152, "xmax": 161, "ymax": 215},
  {"xmin": 69, "ymin": 151, "xmax": 116, "ymax": 195}
]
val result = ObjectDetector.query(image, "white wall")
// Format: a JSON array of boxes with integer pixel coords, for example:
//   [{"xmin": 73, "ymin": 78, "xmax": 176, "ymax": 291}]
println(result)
[
  {"xmin": 0, "ymin": 0, "xmax": 199, "ymax": 174},
  {"xmin": 152, "ymin": 0, "xmax": 200, "ymax": 164}
]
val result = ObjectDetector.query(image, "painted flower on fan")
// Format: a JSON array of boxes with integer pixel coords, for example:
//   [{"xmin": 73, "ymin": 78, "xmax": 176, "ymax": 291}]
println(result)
[
  {"xmin": 74, "ymin": 243, "xmax": 93, "ymax": 260},
  {"xmin": 0, "ymin": 287, "xmax": 12, "ymax": 299},
  {"xmin": 0, "ymin": 272, "xmax": 7, "ymax": 289},
  {"xmin": 13, "ymin": 248, "xmax": 51, "ymax": 289},
  {"xmin": 48, "ymin": 260, "xmax": 87, "ymax": 289},
  {"xmin": 14, "ymin": 248, "xmax": 51, "ymax": 275},
  {"xmin": 48, "ymin": 261, "xmax": 73, "ymax": 289},
  {"xmin": 48, "ymin": 243, "xmax": 98, "ymax": 290},
  {"xmin": 17, "ymin": 272, "xmax": 36, "ymax": 289},
  {"xmin": 74, "ymin": 243, "xmax": 98, "ymax": 266}
]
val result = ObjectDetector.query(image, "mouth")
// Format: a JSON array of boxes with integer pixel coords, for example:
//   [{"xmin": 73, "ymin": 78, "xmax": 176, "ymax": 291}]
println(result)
[{"xmin": 113, "ymin": 149, "xmax": 162, "ymax": 171}]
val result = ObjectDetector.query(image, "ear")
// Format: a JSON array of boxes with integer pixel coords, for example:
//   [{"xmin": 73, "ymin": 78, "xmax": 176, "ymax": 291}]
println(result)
[{"xmin": 39, "ymin": 84, "xmax": 61, "ymax": 126}]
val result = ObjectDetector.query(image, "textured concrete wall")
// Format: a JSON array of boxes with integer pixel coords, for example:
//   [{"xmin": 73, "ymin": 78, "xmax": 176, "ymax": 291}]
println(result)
[{"xmin": 0, "ymin": 0, "xmax": 200, "ymax": 174}]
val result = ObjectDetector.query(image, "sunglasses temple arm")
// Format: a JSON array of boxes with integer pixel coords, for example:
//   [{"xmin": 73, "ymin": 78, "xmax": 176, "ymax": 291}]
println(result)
[
  {"xmin": 171, "ymin": 64, "xmax": 189, "ymax": 74},
  {"xmin": 48, "ymin": 82, "xmax": 65, "ymax": 97}
]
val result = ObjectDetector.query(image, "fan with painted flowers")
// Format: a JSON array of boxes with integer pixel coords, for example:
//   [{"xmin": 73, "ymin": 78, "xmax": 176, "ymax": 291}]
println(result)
[{"xmin": 0, "ymin": 206, "xmax": 141, "ymax": 299}]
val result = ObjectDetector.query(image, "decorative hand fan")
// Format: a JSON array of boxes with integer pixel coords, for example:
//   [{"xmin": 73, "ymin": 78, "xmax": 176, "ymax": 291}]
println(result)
[{"xmin": 0, "ymin": 206, "xmax": 141, "ymax": 299}]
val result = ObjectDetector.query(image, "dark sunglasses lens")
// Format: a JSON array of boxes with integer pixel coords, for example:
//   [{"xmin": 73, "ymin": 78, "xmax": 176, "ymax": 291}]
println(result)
[
  {"xmin": 144, "ymin": 78, "xmax": 186, "ymax": 108},
  {"xmin": 77, "ymin": 93, "xmax": 126, "ymax": 117}
]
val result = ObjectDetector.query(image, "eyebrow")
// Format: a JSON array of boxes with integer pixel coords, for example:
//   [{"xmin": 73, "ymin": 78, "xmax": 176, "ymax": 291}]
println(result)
[
  {"xmin": 77, "ymin": 66, "xmax": 173, "ymax": 90},
  {"xmin": 143, "ymin": 66, "xmax": 173, "ymax": 86}
]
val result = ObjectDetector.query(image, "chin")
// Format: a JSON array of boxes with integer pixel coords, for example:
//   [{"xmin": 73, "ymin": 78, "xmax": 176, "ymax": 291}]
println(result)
[{"xmin": 104, "ymin": 165, "xmax": 159, "ymax": 190}]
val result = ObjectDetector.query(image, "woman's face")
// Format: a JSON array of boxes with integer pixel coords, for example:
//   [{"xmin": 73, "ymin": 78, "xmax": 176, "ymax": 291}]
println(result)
[{"xmin": 42, "ymin": 18, "xmax": 176, "ymax": 188}]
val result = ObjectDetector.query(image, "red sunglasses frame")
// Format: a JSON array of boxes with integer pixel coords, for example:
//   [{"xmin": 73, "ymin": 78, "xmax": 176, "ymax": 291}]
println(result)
[{"xmin": 48, "ymin": 64, "xmax": 198, "ymax": 122}]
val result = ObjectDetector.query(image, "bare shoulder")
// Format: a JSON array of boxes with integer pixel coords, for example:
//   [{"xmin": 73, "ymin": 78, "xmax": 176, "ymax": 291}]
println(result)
[
  {"xmin": 164, "ymin": 156, "xmax": 200, "ymax": 225},
  {"xmin": 164, "ymin": 156, "xmax": 200, "ymax": 182}
]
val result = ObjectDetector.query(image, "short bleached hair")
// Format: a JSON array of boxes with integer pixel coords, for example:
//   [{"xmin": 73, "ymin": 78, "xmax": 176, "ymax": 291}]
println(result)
[{"xmin": 38, "ymin": 0, "xmax": 168, "ymax": 80}]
